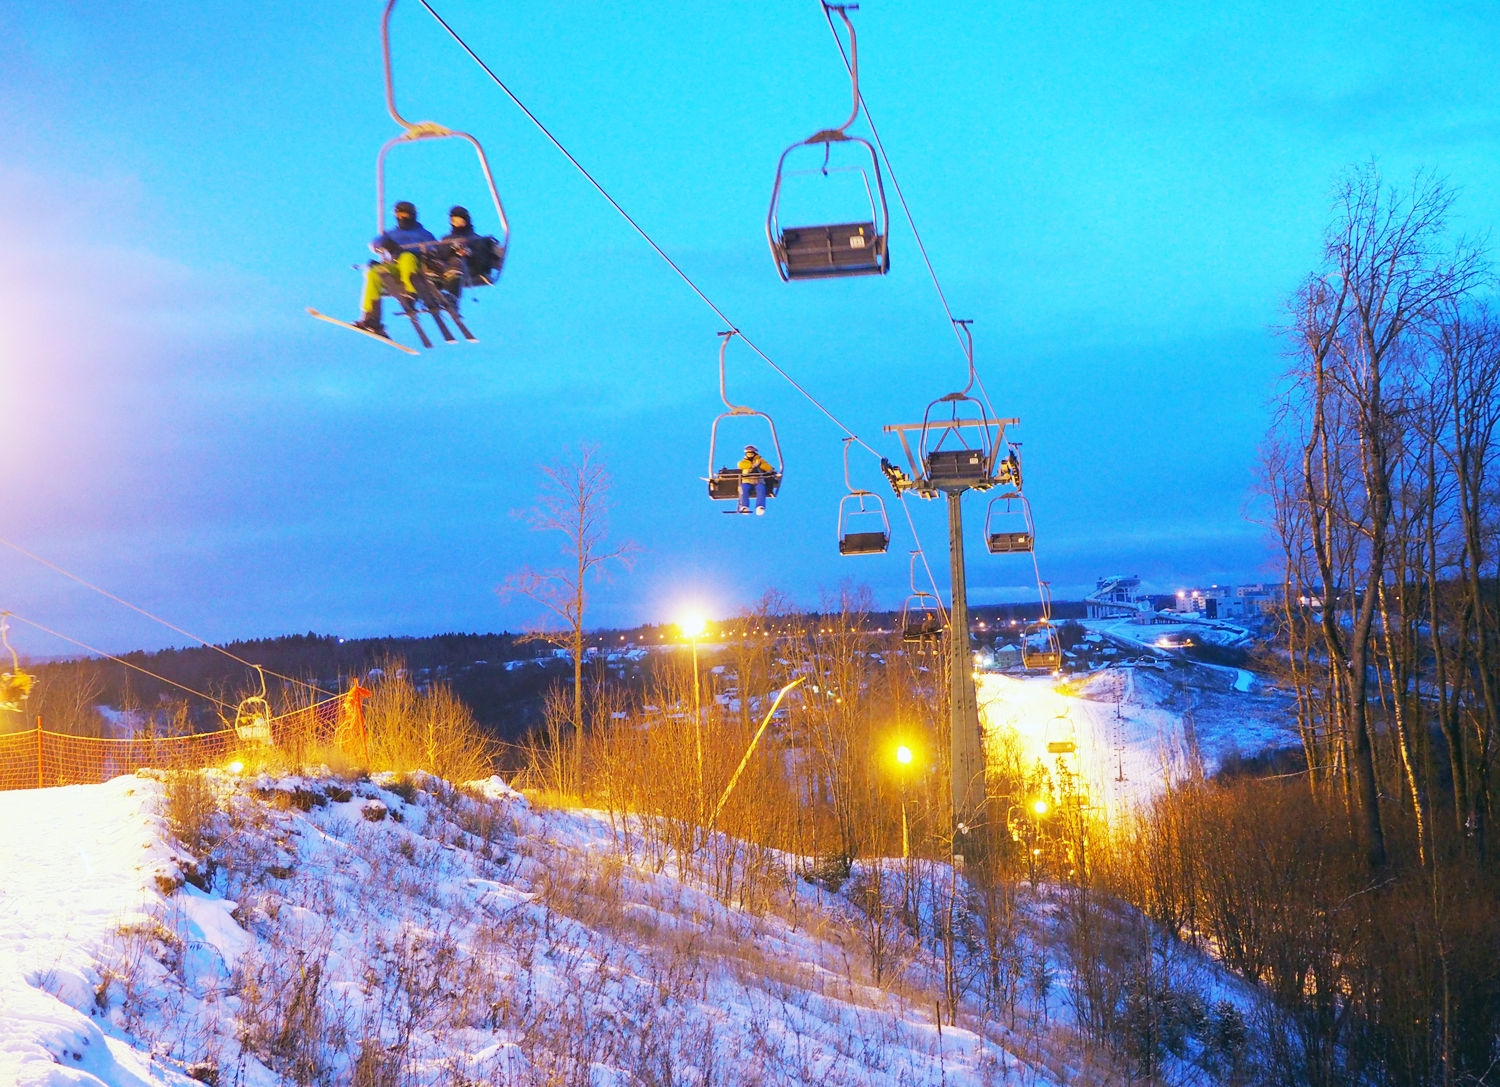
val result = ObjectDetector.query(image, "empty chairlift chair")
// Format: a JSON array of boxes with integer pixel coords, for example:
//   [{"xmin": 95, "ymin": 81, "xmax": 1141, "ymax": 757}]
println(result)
[
  {"xmin": 838, "ymin": 493, "xmax": 890, "ymax": 554},
  {"xmin": 765, "ymin": 5, "xmax": 890, "ymax": 282},
  {"xmin": 918, "ymin": 392, "xmax": 1000, "ymax": 492},
  {"xmin": 836, "ymin": 438, "xmax": 891, "ymax": 555},
  {"xmin": 1022, "ymin": 620, "xmax": 1063, "ymax": 671},
  {"xmin": 985, "ymin": 493, "xmax": 1035, "ymax": 554}
]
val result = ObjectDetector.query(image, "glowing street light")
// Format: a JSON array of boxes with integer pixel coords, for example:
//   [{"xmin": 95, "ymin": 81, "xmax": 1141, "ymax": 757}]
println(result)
[
  {"xmin": 895, "ymin": 744, "xmax": 913, "ymax": 766},
  {"xmin": 1033, "ymin": 798, "xmax": 1049, "ymax": 817},
  {"xmin": 678, "ymin": 614, "xmax": 707, "ymax": 819}
]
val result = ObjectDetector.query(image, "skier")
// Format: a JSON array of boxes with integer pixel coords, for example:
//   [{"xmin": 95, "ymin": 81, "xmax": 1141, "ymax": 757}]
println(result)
[
  {"xmin": 437, "ymin": 206, "xmax": 497, "ymax": 307},
  {"xmin": 737, "ymin": 445, "xmax": 776, "ymax": 515},
  {"xmin": 353, "ymin": 201, "xmax": 436, "ymax": 338}
]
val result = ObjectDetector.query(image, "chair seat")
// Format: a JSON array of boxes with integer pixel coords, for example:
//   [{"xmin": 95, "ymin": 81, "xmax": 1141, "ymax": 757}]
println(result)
[
  {"xmin": 708, "ymin": 469, "xmax": 782, "ymax": 501},
  {"xmin": 780, "ymin": 223, "xmax": 885, "ymax": 280},
  {"xmin": 987, "ymin": 532, "xmax": 1034, "ymax": 554},
  {"xmin": 839, "ymin": 531, "xmax": 889, "ymax": 556}
]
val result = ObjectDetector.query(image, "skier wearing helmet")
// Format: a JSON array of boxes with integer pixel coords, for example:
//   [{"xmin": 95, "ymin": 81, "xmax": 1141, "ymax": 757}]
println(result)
[
  {"xmin": 737, "ymin": 445, "xmax": 776, "ymax": 515},
  {"xmin": 437, "ymin": 205, "xmax": 498, "ymax": 307},
  {"xmin": 353, "ymin": 200, "xmax": 436, "ymax": 338}
]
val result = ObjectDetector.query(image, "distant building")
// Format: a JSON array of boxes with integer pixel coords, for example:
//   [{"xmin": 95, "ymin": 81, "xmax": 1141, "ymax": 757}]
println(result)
[
  {"xmin": 1171, "ymin": 583, "xmax": 1282, "ymax": 619},
  {"xmin": 1086, "ymin": 575, "xmax": 1151, "ymax": 619}
]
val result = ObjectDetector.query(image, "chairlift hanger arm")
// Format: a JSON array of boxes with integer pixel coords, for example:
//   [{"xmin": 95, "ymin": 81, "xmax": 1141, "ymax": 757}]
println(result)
[
  {"xmin": 377, "ymin": 0, "xmax": 509, "ymax": 241},
  {"xmin": 718, "ymin": 330, "xmax": 750, "ymax": 413},
  {"xmin": 818, "ymin": 3, "xmax": 862, "ymax": 141}
]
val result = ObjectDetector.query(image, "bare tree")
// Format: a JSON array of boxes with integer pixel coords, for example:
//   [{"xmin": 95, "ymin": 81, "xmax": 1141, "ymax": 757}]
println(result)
[
  {"xmin": 499, "ymin": 444, "xmax": 636, "ymax": 734},
  {"xmin": 1280, "ymin": 163, "xmax": 1484, "ymax": 871}
]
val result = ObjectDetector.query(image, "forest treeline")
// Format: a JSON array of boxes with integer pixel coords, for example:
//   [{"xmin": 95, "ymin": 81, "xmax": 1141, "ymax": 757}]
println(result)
[{"xmin": 1104, "ymin": 163, "xmax": 1500, "ymax": 1086}]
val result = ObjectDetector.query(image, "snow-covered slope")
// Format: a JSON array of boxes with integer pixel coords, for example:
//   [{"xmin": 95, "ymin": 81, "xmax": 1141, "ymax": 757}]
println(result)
[
  {"xmin": 1, "ymin": 770, "xmax": 1264, "ymax": 1086},
  {"xmin": 978, "ymin": 661, "xmax": 1295, "ymax": 812}
]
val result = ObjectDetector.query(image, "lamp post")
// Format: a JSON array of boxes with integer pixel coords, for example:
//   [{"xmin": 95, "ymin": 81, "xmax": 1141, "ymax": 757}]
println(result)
[
  {"xmin": 678, "ymin": 615, "xmax": 707, "ymax": 819},
  {"xmin": 895, "ymin": 744, "xmax": 913, "ymax": 859},
  {"xmin": 1028, "ymin": 797, "xmax": 1049, "ymax": 885}
]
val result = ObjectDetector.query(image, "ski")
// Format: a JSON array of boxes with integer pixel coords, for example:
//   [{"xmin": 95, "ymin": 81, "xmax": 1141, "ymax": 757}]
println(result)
[
  {"xmin": 445, "ymin": 307, "xmax": 478, "ymax": 343},
  {"xmin": 307, "ymin": 309, "xmax": 419, "ymax": 355}
]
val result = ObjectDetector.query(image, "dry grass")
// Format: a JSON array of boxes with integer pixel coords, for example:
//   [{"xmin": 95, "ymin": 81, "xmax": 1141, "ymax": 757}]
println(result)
[{"xmin": 363, "ymin": 663, "xmax": 493, "ymax": 782}]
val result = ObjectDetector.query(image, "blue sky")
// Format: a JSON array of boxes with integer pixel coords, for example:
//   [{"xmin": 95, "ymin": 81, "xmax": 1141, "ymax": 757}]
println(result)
[{"xmin": 3, "ymin": 0, "xmax": 1498, "ymax": 655}]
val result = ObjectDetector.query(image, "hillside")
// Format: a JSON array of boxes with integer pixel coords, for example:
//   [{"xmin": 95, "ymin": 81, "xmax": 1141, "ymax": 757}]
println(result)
[{"xmin": 1, "ymin": 771, "xmax": 1261, "ymax": 1087}]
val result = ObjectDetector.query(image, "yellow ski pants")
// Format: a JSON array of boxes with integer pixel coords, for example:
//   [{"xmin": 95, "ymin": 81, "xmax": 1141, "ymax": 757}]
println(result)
[{"xmin": 361, "ymin": 251, "xmax": 420, "ymax": 312}]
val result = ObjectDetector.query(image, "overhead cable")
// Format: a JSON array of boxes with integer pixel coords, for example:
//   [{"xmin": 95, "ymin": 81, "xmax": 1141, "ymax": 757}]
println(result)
[
  {"xmin": 6, "ymin": 611, "xmax": 234, "ymax": 711},
  {"xmin": 416, "ymin": 0, "xmax": 881, "ymax": 459},
  {"xmin": 0, "ymin": 536, "xmax": 336, "ymax": 698},
  {"xmin": 820, "ymin": 5, "xmax": 999, "ymax": 421}
]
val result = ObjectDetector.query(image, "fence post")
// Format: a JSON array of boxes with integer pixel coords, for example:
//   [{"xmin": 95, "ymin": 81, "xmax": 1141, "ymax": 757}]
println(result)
[{"xmin": 35, "ymin": 716, "xmax": 42, "ymax": 789}]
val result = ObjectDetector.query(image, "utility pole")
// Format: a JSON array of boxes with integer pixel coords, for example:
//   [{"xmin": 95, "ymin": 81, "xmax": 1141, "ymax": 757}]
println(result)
[
  {"xmin": 883, "ymin": 409, "xmax": 1020, "ymax": 864},
  {"xmin": 946, "ymin": 491, "xmax": 985, "ymax": 852}
]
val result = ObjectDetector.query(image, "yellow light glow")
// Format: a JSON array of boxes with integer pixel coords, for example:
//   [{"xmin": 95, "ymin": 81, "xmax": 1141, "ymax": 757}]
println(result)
[
  {"xmin": 227, "ymin": 761, "xmax": 244, "ymax": 774},
  {"xmin": 1032, "ymin": 799, "xmax": 1049, "ymax": 816},
  {"xmin": 678, "ymin": 614, "xmax": 707, "ymax": 639},
  {"xmin": 895, "ymin": 745, "xmax": 913, "ymax": 766}
]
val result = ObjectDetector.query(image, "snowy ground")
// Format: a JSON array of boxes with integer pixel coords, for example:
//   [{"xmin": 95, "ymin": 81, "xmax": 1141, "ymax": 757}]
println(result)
[
  {"xmin": 978, "ymin": 658, "xmax": 1296, "ymax": 814},
  {"xmin": 0, "ymin": 769, "xmax": 1267, "ymax": 1087},
  {"xmin": 1079, "ymin": 616, "xmax": 1254, "ymax": 651}
]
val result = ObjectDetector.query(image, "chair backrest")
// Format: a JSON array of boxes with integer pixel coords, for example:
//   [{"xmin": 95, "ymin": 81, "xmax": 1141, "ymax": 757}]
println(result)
[
  {"xmin": 782, "ymin": 222, "xmax": 884, "ymax": 280},
  {"xmin": 926, "ymin": 448, "xmax": 989, "ymax": 489},
  {"xmin": 839, "ymin": 530, "xmax": 889, "ymax": 556}
]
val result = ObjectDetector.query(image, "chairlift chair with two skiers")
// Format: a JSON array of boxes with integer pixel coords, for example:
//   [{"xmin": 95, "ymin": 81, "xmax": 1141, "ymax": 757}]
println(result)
[{"xmin": 309, "ymin": 0, "xmax": 509, "ymax": 353}]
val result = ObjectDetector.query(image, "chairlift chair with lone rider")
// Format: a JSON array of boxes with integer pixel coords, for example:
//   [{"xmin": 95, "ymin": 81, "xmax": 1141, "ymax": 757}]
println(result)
[
  {"xmin": 900, "ymin": 552, "xmax": 945, "ymax": 647},
  {"xmin": 705, "ymin": 332, "xmax": 784, "ymax": 511},
  {"xmin": 766, "ymin": 4, "xmax": 890, "ymax": 282}
]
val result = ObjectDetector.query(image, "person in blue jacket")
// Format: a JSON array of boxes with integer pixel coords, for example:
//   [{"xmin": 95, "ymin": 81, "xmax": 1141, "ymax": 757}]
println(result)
[{"xmin": 353, "ymin": 201, "xmax": 435, "ymax": 337}]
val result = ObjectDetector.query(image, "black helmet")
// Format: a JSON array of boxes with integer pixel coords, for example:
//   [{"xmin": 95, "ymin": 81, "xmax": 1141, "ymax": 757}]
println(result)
[
  {"xmin": 449, "ymin": 205, "xmax": 471, "ymax": 223},
  {"xmin": 394, "ymin": 200, "xmax": 416, "ymax": 217}
]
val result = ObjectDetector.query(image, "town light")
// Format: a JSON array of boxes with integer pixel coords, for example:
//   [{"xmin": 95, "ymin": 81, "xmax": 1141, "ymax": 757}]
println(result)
[
  {"xmin": 677, "ymin": 614, "xmax": 707, "ymax": 639},
  {"xmin": 1032, "ymin": 798, "xmax": 1049, "ymax": 816},
  {"xmin": 895, "ymin": 744, "xmax": 913, "ymax": 766}
]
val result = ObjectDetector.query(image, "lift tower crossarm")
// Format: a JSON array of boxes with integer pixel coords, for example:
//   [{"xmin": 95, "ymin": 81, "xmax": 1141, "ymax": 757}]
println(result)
[{"xmin": 882, "ymin": 417, "xmax": 1018, "ymax": 493}]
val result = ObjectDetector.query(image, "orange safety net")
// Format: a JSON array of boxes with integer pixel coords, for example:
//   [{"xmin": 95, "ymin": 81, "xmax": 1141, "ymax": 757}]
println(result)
[{"xmin": 0, "ymin": 696, "xmax": 356, "ymax": 791}]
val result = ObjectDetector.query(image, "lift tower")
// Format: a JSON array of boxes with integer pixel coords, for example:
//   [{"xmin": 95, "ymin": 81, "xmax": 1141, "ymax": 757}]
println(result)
[{"xmin": 883, "ymin": 406, "xmax": 1020, "ymax": 861}]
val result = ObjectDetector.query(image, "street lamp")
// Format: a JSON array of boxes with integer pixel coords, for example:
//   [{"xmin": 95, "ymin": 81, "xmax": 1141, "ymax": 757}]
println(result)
[
  {"xmin": 678, "ymin": 614, "xmax": 707, "ymax": 818},
  {"xmin": 895, "ymin": 744, "xmax": 914, "ymax": 859}
]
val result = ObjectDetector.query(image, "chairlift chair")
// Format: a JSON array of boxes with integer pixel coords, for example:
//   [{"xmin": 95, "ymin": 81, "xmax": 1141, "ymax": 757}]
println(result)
[
  {"xmin": 0, "ymin": 615, "xmax": 34, "ymax": 714},
  {"xmin": 901, "ymin": 593, "xmax": 945, "ymax": 646},
  {"xmin": 836, "ymin": 437, "xmax": 890, "ymax": 555},
  {"xmin": 766, "ymin": 5, "xmax": 889, "ymax": 282},
  {"xmin": 705, "ymin": 332, "xmax": 784, "ymax": 503},
  {"xmin": 1022, "ymin": 620, "xmax": 1063, "ymax": 671},
  {"xmin": 919, "ymin": 392, "xmax": 996, "ymax": 492},
  {"xmin": 312, "ymin": 0, "xmax": 511, "ymax": 351},
  {"xmin": 985, "ymin": 492, "xmax": 1035, "ymax": 555}
]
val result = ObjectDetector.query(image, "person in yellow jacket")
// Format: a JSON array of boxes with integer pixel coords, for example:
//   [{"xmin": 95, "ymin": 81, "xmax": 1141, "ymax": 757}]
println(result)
[{"xmin": 737, "ymin": 444, "xmax": 776, "ymax": 515}]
